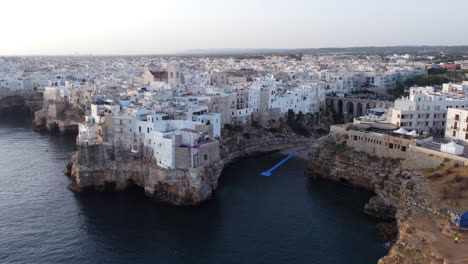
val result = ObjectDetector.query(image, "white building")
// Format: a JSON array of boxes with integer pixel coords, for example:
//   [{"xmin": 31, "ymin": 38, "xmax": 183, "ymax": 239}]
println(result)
[
  {"xmin": 271, "ymin": 84, "xmax": 325, "ymax": 115},
  {"xmin": 445, "ymin": 108, "xmax": 468, "ymax": 144},
  {"xmin": 442, "ymin": 81, "xmax": 468, "ymax": 95},
  {"xmin": 390, "ymin": 87, "xmax": 468, "ymax": 133},
  {"xmin": 77, "ymin": 116, "xmax": 101, "ymax": 146}
]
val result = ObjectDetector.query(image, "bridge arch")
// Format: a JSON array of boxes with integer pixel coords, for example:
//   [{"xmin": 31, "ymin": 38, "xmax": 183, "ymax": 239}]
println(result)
[
  {"xmin": 345, "ymin": 101, "xmax": 354, "ymax": 115},
  {"xmin": 337, "ymin": 100, "xmax": 344, "ymax": 115},
  {"xmin": 357, "ymin": 102, "xmax": 364, "ymax": 116}
]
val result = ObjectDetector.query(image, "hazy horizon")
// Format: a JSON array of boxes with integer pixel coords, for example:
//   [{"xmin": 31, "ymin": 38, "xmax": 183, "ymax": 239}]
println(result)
[{"xmin": 2, "ymin": 0, "xmax": 468, "ymax": 56}]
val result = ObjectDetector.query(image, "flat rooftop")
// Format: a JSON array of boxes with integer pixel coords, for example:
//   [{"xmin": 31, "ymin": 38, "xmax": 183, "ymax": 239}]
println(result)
[{"xmin": 417, "ymin": 139, "xmax": 468, "ymax": 158}]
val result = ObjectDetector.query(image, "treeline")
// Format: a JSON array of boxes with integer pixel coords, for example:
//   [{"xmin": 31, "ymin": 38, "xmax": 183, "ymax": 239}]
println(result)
[
  {"xmin": 404, "ymin": 75, "xmax": 449, "ymax": 87},
  {"xmin": 387, "ymin": 75, "xmax": 449, "ymax": 99}
]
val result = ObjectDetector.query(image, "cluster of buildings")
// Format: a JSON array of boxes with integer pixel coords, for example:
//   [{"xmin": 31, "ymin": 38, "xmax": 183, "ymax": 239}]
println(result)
[
  {"xmin": 387, "ymin": 82, "xmax": 468, "ymax": 143},
  {"xmin": 2, "ymin": 54, "xmax": 465, "ymax": 167},
  {"xmin": 353, "ymin": 81, "xmax": 468, "ymax": 155}
]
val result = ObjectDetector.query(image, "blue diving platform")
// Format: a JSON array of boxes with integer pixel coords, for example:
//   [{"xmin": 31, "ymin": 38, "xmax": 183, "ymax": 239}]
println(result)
[{"xmin": 260, "ymin": 152, "xmax": 296, "ymax": 176}]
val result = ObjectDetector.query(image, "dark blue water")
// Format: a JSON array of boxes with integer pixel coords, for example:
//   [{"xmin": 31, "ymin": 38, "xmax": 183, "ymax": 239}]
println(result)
[{"xmin": 0, "ymin": 115, "xmax": 387, "ymax": 264}]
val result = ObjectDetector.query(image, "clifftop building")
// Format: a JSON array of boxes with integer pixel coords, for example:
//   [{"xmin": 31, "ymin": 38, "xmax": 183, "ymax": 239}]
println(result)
[{"xmin": 390, "ymin": 87, "xmax": 468, "ymax": 133}]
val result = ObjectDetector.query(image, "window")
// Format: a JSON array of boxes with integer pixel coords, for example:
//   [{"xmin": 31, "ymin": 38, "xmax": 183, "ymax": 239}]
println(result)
[
  {"xmin": 204, "ymin": 154, "xmax": 208, "ymax": 161},
  {"xmin": 453, "ymin": 131, "xmax": 456, "ymax": 137}
]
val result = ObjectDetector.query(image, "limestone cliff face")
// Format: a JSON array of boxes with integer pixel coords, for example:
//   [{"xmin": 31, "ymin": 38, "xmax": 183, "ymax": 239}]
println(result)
[
  {"xmin": 33, "ymin": 106, "xmax": 82, "ymax": 135},
  {"xmin": 33, "ymin": 109, "xmax": 79, "ymax": 135},
  {"xmin": 67, "ymin": 144, "xmax": 224, "ymax": 205},
  {"xmin": 66, "ymin": 109, "xmax": 334, "ymax": 205},
  {"xmin": 220, "ymin": 126, "xmax": 316, "ymax": 164},
  {"xmin": 308, "ymin": 135, "xmax": 468, "ymax": 264},
  {"xmin": 66, "ymin": 124, "xmax": 322, "ymax": 205},
  {"xmin": 0, "ymin": 92, "xmax": 42, "ymax": 114}
]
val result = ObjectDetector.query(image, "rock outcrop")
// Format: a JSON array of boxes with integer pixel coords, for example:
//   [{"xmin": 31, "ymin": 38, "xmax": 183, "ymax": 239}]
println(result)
[
  {"xmin": 66, "ymin": 144, "xmax": 224, "ymax": 205},
  {"xmin": 0, "ymin": 92, "xmax": 43, "ymax": 114},
  {"xmin": 33, "ymin": 107, "xmax": 82, "ymax": 135},
  {"xmin": 66, "ymin": 119, "xmax": 326, "ymax": 206},
  {"xmin": 308, "ymin": 135, "xmax": 468, "ymax": 264}
]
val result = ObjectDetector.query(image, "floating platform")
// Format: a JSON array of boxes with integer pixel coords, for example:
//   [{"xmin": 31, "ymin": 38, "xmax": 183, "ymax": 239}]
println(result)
[{"xmin": 261, "ymin": 152, "xmax": 296, "ymax": 176}]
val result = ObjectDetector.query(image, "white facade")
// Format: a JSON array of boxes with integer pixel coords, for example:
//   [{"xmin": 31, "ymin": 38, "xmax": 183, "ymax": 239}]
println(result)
[
  {"xmin": 44, "ymin": 85, "xmax": 70, "ymax": 102},
  {"xmin": 193, "ymin": 113, "xmax": 221, "ymax": 138},
  {"xmin": 445, "ymin": 108, "xmax": 468, "ymax": 144},
  {"xmin": 390, "ymin": 87, "xmax": 468, "ymax": 132},
  {"xmin": 77, "ymin": 117, "xmax": 101, "ymax": 146},
  {"xmin": 442, "ymin": 81, "xmax": 468, "ymax": 94},
  {"xmin": 271, "ymin": 84, "xmax": 325, "ymax": 115}
]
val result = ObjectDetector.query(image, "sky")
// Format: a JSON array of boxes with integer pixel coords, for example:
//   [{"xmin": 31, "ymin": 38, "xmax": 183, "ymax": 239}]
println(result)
[{"xmin": 1, "ymin": 0, "xmax": 468, "ymax": 55}]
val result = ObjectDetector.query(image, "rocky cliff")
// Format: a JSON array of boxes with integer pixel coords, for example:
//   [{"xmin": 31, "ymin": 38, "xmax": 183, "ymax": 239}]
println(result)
[
  {"xmin": 33, "ymin": 106, "xmax": 82, "ymax": 135},
  {"xmin": 0, "ymin": 92, "xmax": 43, "ymax": 115},
  {"xmin": 66, "ymin": 144, "xmax": 224, "ymax": 205},
  {"xmin": 308, "ymin": 135, "xmax": 468, "ymax": 264},
  {"xmin": 65, "ymin": 113, "xmax": 331, "ymax": 206}
]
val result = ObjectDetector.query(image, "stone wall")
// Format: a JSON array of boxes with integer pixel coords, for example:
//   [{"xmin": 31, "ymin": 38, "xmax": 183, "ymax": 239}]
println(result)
[
  {"xmin": 330, "ymin": 126, "xmax": 468, "ymax": 170},
  {"xmin": 403, "ymin": 145, "xmax": 468, "ymax": 169}
]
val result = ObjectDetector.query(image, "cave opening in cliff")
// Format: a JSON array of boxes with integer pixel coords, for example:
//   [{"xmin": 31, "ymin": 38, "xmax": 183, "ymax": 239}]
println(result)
[{"xmin": 125, "ymin": 179, "xmax": 145, "ymax": 195}]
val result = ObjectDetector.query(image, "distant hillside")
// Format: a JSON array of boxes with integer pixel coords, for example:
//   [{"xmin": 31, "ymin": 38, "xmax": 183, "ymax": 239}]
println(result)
[{"xmin": 177, "ymin": 46, "xmax": 468, "ymax": 57}]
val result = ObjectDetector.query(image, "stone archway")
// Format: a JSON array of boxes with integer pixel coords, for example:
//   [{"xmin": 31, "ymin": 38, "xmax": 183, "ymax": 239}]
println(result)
[
  {"xmin": 338, "ymin": 100, "xmax": 344, "ymax": 115},
  {"xmin": 357, "ymin": 102, "xmax": 364, "ymax": 116},
  {"xmin": 345, "ymin": 101, "xmax": 354, "ymax": 116}
]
